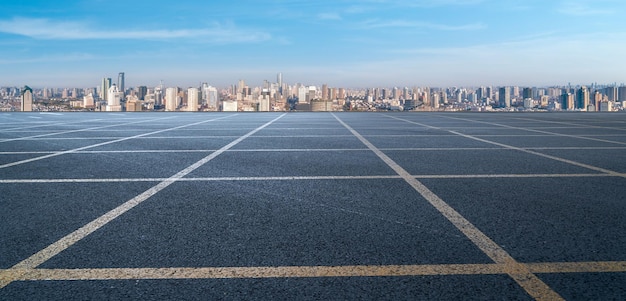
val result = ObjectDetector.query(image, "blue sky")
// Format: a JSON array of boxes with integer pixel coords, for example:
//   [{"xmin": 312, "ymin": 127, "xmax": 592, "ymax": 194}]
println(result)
[{"xmin": 1, "ymin": 0, "xmax": 625, "ymax": 88}]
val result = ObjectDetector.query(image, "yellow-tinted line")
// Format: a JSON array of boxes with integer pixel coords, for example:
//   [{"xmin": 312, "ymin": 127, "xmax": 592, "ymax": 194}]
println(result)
[
  {"xmin": 3, "ymin": 261, "xmax": 625, "ymax": 283},
  {"xmin": 334, "ymin": 114, "xmax": 564, "ymax": 301},
  {"xmin": 12, "ymin": 264, "xmax": 505, "ymax": 281},
  {"xmin": 527, "ymin": 261, "xmax": 626, "ymax": 274},
  {"xmin": 0, "ymin": 114, "xmax": 286, "ymax": 290}
]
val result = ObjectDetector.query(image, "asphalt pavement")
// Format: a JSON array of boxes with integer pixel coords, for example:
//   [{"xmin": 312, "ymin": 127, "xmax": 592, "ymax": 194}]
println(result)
[{"xmin": 1, "ymin": 112, "xmax": 625, "ymax": 300}]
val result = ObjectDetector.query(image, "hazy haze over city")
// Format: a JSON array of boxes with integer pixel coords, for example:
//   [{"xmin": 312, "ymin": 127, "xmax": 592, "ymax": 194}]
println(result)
[{"xmin": 1, "ymin": 0, "xmax": 625, "ymax": 88}]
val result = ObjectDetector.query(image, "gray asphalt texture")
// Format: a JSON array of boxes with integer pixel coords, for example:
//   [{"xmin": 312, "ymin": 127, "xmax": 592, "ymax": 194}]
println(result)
[{"xmin": 1, "ymin": 112, "xmax": 626, "ymax": 300}]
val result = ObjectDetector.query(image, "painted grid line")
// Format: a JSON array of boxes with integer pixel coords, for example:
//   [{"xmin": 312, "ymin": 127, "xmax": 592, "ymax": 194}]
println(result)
[
  {"xmin": 439, "ymin": 115, "xmax": 626, "ymax": 146},
  {"xmin": 0, "ymin": 116, "xmax": 176, "ymax": 143},
  {"xmin": 0, "ymin": 114, "xmax": 237, "ymax": 169},
  {"xmin": 2, "ymin": 261, "xmax": 625, "ymax": 282},
  {"xmin": 385, "ymin": 115, "xmax": 626, "ymax": 178},
  {"xmin": 0, "ymin": 113, "xmax": 286, "ymax": 289},
  {"xmin": 4, "ymin": 146, "xmax": 626, "ymax": 156},
  {"xmin": 0, "ymin": 173, "xmax": 613, "ymax": 184},
  {"xmin": 332, "ymin": 113, "xmax": 564, "ymax": 301}
]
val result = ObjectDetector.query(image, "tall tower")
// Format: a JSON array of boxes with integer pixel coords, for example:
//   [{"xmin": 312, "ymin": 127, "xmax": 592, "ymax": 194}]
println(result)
[
  {"xmin": 118, "ymin": 72, "xmax": 125, "ymax": 95},
  {"xmin": 187, "ymin": 87, "xmax": 199, "ymax": 112},
  {"xmin": 165, "ymin": 87, "xmax": 178, "ymax": 111},
  {"xmin": 499, "ymin": 87, "xmax": 511, "ymax": 108},
  {"xmin": 576, "ymin": 86, "xmax": 589, "ymax": 110},
  {"xmin": 21, "ymin": 86, "xmax": 33, "ymax": 112},
  {"xmin": 322, "ymin": 84, "xmax": 328, "ymax": 100},
  {"xmin": 561, "ymin": 93, "xmax": 574, "ymax": 110},
  {"xmin": 101, "ymin": 77, "xmax": 111, "ymax": 100},
  {"xmin": 206, "ymin": 86, "xmax": 218, "ymax": 108},
  {"xmin": 106, "ymin": 84, "xmax": 122, "ymax": 111}
]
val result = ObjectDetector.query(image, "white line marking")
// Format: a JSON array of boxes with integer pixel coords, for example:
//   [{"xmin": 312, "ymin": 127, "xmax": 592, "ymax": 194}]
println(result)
[
  {"xmin": 0, "ymin": 116, "xmax": 176, "ymax": 143},
  {"xmin": 440, "ymin": 115, "xmax": 626, "ymax": 146},
  {"xmin": 0, "ymin": 118, "xmax": 104, "ymax": 132},
  {"xmin": 512, "ymin": 116, "xmax": 626, "ymax": 132},
  {"xmin": 0, "ymin": 174, "xmax": 612, "ymax": 184},
  {"xmin": 385, "ymin": 115, "xmax": 626, "ymax": 178},
  {"xmin": 0, "ymin": 115, "xmax": 237, "ymax": 169},
  {"xmin": 333, "ymin": 113, "xmax": 563, "ymax": 301},
  {"xmin": 3, "ymin": 146, "xmax": 625, "ymax": 155},
  {"xmin": 0, "ymin": 113, "xmax": 286, "ymax": 289}
]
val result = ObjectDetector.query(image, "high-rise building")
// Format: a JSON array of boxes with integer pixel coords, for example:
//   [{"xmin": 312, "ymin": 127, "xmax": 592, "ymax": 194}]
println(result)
[
  {"xmin": 187, "ymin": 87, "xmax": 199, "ymax": 112},
  {"xmin": 522, "ymin": 87, "xmax": 533, "ymax": 99},
  {"xmin": 307, "ymin": 86, "xmax": 316, "ymax": 102},
  {"xmin": 259, "ymin": 89, "xmax": 270, "ymax": 111},
  {"xmin": 297, "ymin": 86, "xmax": 307, "ymax": 103},
  {"xmin": 575, "ymin": 86, "xmax": 589, "ymax": 110},
  {"xmin": 136, "ymin": 86, "xmax": 147, "ymax": 101},
  {"xmin": 154, "ymin": 86, "xmax": 163, "ymax": 106},
  {"xmin": 118, "ymin": 72, "xmax": 125, "ymax": 96},
  {"xmin": 561, "ymin": 93, "xmax": 574, "ymax": 110},
  {"xmin": 83, "ymin": 93, "xmax": 95, "ymax": 108},
  {"xmin": 338, "ymin": 88, "xmax": 345, "ymax": 100},
  {"xmin": 512, "ymin": 86, "xmax": 520, "ymax": 98},
  {"xmin": 106, "ymin": 84, "xmax": 122, "ymax": 111},
  {"xmin": 206, "ymin": 86, "xmax": 218, "ymax": 108},
  {"xmin": 21, "ymin": 86, "xmax": 33, "ymax": 112},
  {"xmin": 499, "ymin": 87, "xmax": 511, "ymax": 108},
  {"xmin": 392, "ymin": 87, "xmax": 399, "ymax": 100},
  {"xmin": 101, "ymin": 77, "xmax": 111, "ymax": 100},
  {"xmin": 619, "ymin": 86, "xmax": 626, "ymax": 102},
  {"xmin": 432, "ymin": 92, "xmax": 440, "ymax": 109},
  {"xmin": 238, "ymin": 79, "xmax": 245, "ymax": 95},
  {"xmin": 165, "ymin": 87, "xmax": 178, "ymax": 111},
  {"xmin": 477, "ymin": 86, "xmax": 485, "ymax": 100},
  {"xmin": 604, "ymin": 86, "xmax": 618, "ymax": 101},
  {"xmin": 322, "ymin": 84, "xmax": 328, "ymax": 100}
]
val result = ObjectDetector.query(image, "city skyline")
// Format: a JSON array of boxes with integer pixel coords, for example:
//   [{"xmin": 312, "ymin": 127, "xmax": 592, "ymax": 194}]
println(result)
[{"xmin": 1, "ymin": 0, "xmax": 626, "ymax": 88}]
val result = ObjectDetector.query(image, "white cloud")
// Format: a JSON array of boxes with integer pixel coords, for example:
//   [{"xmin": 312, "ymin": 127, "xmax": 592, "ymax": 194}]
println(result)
[
  {"xmin": 361, "ymin": 0, "xmax": 485, "ymax": 7},
  {"xmin": 360, "ymin": 19, "xmax": 486, "ymax": 31},
  {"xmin": 557, "ymin": 1, "xmax": 616, "ymax": 15},
  {"xmin": 317, "ymin": 12, "xmax": 342, "ymax": 20},
  {"xmin": 0, "ymin": 17, "xmax": 271, "ymax": 43}
]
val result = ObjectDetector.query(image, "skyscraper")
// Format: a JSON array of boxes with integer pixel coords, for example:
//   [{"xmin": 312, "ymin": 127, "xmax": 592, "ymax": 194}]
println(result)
[
  {"xmin": 118, "ymin": 72, "xmax": 125, "ymax": 96},
  {"xmin": 499, "ymin": 87, "xmax": 511, "ymax": 108},
  {"xmin": 106, "ymin": 84, "xmax": 122, "ymax": 111},
  {"xmin": 21, "ymin": 86, "xmax": 33, "ymax": 112},
  {"xmin": 165, "ymin": 87, "xmax": 178, "ymax": 111},
  {"xmin": 322, "ymin": 84, "xmax": 328, "ymax": 100},
  {"xmin": 203, "ymin": 85, "xmax": 218, "ymax": 108},
  {"xmin": 136, "ymin": 86, "xmax": 147, "ymax": 101},
  {"xmin": 101, "ymin": 77, "xmax": 111, "ymax": 100},
  {"xmin": 618, "ymin": 86, "xmax": 626, "ymax": 102},
  {"xmin": 575, "ymin": 86, "xmax": 589, "ymax": 110},
  {"xmin": 187, "ymin": 87, "xmax": 199, "ymax": 112},
  {"xmin": 561, "ymin": 93, "xmax": 574, "ymax": 110},
  {"xmin": 522, "ymin": 87, "xmax": 533, "ymax": 99}
]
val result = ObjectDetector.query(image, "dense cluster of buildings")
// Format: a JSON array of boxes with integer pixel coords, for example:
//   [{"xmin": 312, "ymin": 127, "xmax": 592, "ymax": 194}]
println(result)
[{"xmin": 2, "ymin": 72, "xmax": 626, "ymax": 112}]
